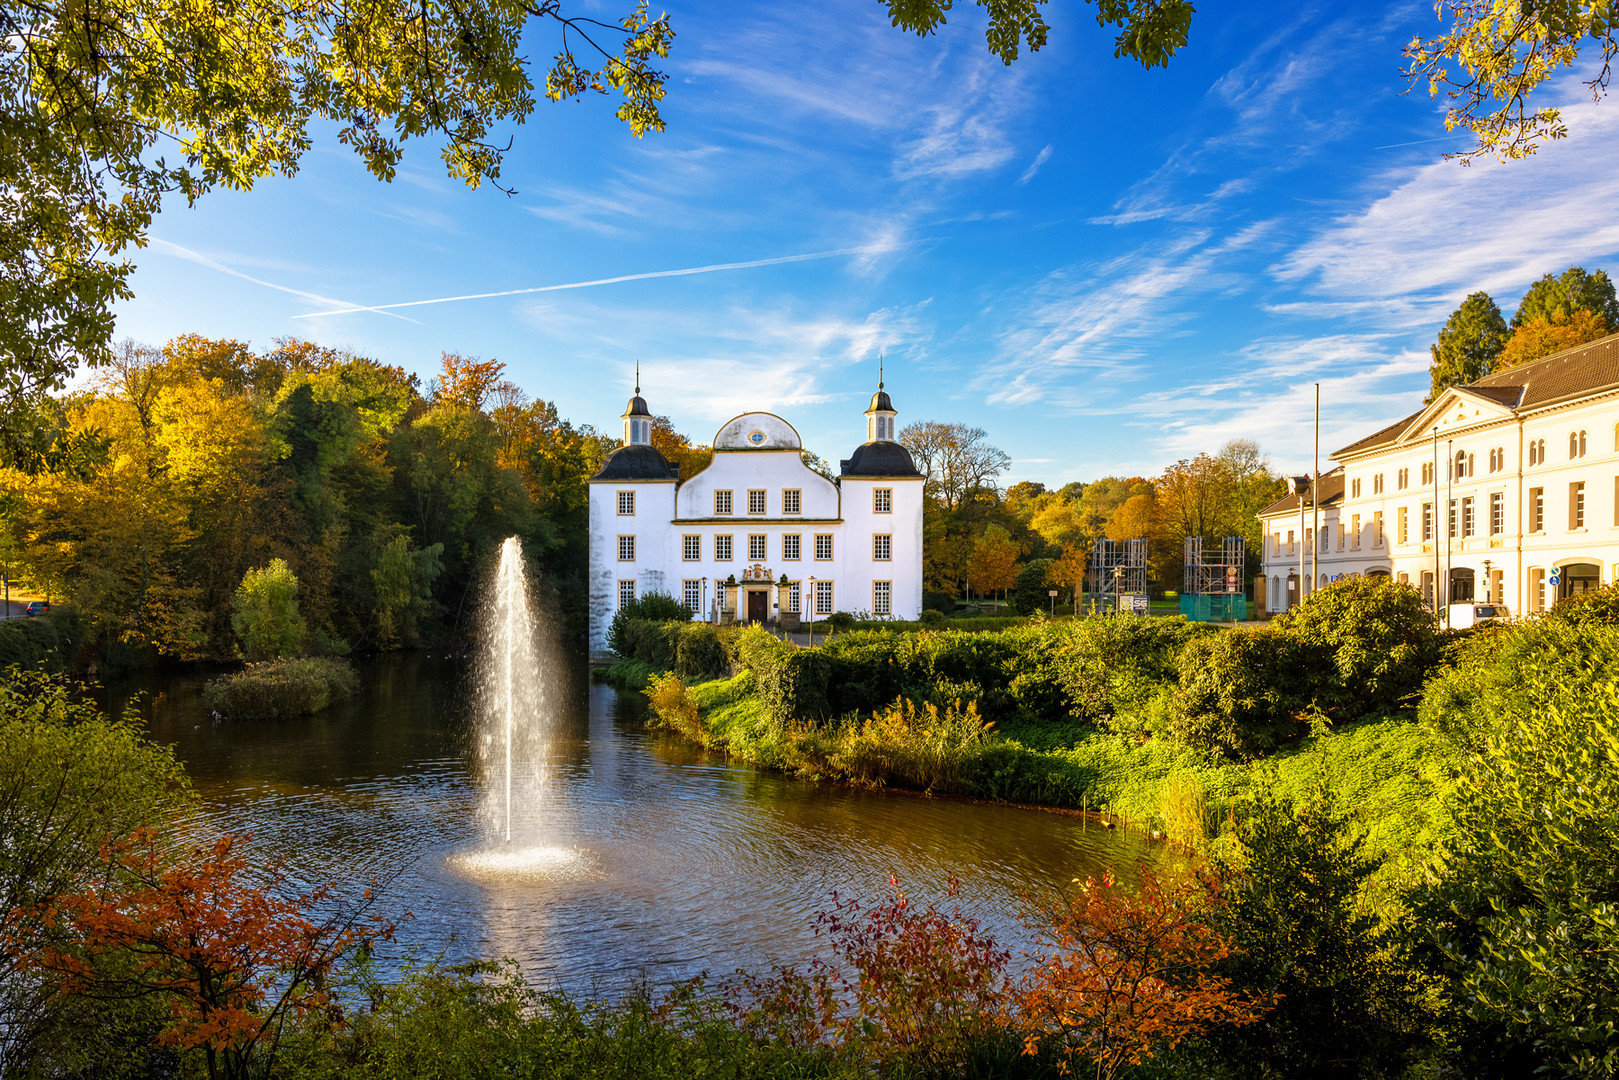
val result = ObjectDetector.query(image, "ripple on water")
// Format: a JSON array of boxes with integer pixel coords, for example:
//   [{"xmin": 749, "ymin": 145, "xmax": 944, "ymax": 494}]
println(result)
[{"xmin": 446, "ymin": 845, "xmax": 599, "ymax": 884}]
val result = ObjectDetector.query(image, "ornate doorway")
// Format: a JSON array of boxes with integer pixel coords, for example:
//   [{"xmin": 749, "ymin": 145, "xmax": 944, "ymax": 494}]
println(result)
[{"xmin": 747, "ymin": 589, "xmax": 767, "ymax": 623}]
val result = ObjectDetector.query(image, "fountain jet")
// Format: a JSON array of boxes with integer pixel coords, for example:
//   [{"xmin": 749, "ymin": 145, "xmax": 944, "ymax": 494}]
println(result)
[{"xmin": 476, "ymin": 536, "xmax": 554, "ymax": 845}]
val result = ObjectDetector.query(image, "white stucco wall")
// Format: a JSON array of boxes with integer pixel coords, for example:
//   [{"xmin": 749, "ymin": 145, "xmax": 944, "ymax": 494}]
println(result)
[{"xmin": 588, "ymin": 478, "xmax": 676, "ymax": 649}]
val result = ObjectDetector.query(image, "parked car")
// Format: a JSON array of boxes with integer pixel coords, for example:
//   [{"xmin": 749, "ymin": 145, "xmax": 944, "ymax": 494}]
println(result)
[
  {"xmin": 23, "ymin": 601, "xmax": 49, "ymax": 617},
  {"xmin": 1447, "ymin": 601, "xmax": 1507, "ymax": 629}
]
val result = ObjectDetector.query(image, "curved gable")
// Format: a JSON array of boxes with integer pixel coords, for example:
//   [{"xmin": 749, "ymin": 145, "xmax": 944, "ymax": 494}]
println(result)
[{"xmin": 714, "ymin": 413, "xmax": 801, "ymax": 450}]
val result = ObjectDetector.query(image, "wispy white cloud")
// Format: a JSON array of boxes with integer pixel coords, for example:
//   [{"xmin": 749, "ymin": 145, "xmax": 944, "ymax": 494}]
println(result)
[
  {"xmin": 1017, "ymin": 144, "xmax": 1053, "ymax": 184},
  {"xmin": 1275, "ymin": 91, "xmax": 1619, "ymax": 321}
]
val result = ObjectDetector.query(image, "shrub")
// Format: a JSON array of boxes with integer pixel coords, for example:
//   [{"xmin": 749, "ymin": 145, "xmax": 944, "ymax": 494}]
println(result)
[
  {"xmin": 1050, "ymin": 615, "xmax": 1215, "ymax": 728},
  {"xmin": 822, "ymin": 612, "xmax": 856, "ymax": 632},
  {"xmin": 605, "ymin": 592, "xmax": 690, "ymax": 655},
  {"xmin": 0, "ymin": 608, "xmax": 77, "ymax": 670},
  {"xmin": 1166, "ymin": 628, "xmax": 1312, "ymax": 758},
  {"xmin": 1007, "ymin": 558, "xmax": 1055, "ymax": 615},
  {"xmin": 203, "ymin": 657, "xmax": 359, "ymax": 720},
  {"xmin": 735, "ymin": 626, "xmax": 833, "ymax": 728},
  {"xmin": 673, "ymin": 622, "xmax": 729, "ymax": 681},
  {"xmin": 819, "ymin": 698, "xmax": 995, "ymax": 792},
  {"xmin": 646, "ymin": 673, "xmax": 704, "ymax": 743},
  {"xmin": 1271, "ymin": 577, "xmax": 1439, "ymax": 718},
  {"xmin": 922, "ymin": 590, "xmax": 957, "ymax": 615},
  {"xmin": 1545, "ymin": 580, "xmax": 1619, "ymax": 626},
  {"xmin": 1417, "ymin": 629, "xmax": 1619, "ymax": 1077},
  {"xmin": 231, "ymin": 559, "xmax": 306, "ymax": 661},
  {"xmin": 919, "ymin": 609, "xmax": 946, "ymax": 627}
]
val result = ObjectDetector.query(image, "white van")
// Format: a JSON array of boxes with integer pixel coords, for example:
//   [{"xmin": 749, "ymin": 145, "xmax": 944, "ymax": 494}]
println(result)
[{"xmin": 1447, "ymin": 602, "xmax": 1509, "ymax": 629}]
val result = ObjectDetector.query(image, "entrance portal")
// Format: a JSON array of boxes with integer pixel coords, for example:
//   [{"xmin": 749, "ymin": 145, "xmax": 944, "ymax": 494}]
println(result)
[
  {"xmin": 1449, "ymin": 567, "xmax": 1475, "ymax": 603},
  {"xmin": 747, "ymin": 589, "xmax": 768, "ymax": 623},
  {"xmin": 1557, "ymin": 562, "xmax": 1602, "ymax": 603}
]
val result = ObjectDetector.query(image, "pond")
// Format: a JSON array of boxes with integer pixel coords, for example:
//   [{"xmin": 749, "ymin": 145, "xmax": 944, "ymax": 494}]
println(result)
[{"xmin": 104, "ymin": 655, "xmax": 1158, "ymax": 994}]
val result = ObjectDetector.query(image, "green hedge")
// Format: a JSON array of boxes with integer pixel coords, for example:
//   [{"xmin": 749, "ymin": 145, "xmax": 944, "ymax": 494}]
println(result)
[
  {"xmin": 0, "ymin": 608, "xmax": 79, "ymax": 671},
  {"xmin": 203, "ymin": 657, "xmax": 359, "ymax": 720},
  {"xmin": 609, "ymin": 619, "xmax": 735, "ymax": 682}
]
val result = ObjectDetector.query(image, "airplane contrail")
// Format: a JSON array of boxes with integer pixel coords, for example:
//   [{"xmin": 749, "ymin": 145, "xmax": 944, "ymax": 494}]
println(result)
[
  {"xmin": 289, "ymin": 244, "xmax": 897, "ymax": 319},
  {"xmin": 150, "ymin": 240, "xmax": 422, "ymax": 324}
]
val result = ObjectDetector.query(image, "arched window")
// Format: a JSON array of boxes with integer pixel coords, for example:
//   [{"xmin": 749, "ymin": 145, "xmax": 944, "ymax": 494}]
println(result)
[
  {"xmin": 1579, "ymin": 429, "xmax": 1587, "ymax": 457},
  {"xmin": 1467, "ymin": 452, "xmax": 1475, "ymax": 476},
  {"xmin": 1571, "ymin": 432, "xmax": 1579, "ymax": 459}
]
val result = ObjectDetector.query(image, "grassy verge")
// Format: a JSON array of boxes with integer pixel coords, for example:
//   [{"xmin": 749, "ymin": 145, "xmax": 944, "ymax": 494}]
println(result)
[
  {"xmin": 591, "ymin": 658, "xmax": 658, "ymax": 691},
  {"xmin": 644, "ymin": 672, "xmax": 1451, "ymax": 873},
  {"xmin": 204, "ymin": 657, "xmax": 360, "ymax": 720}
]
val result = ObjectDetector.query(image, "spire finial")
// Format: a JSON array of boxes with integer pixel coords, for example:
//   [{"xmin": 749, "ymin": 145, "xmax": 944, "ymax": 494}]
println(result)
[
  {"xmin": 878, "ymin": 353, "xmax": 884, "ymax": 390},
  {"xmin": 634, "ymin": 360, "xmax": 640, "ymax": 396}
]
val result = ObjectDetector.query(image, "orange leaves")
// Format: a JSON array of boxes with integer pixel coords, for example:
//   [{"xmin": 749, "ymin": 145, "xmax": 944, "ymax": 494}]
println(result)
[
  {"xmin": 1015, "ymin": 868, "xmax": 1266, "ymax": 1080},
  {"xmin": 27, "ymin": 830, "xmax": 391, "ymax": 1080}
]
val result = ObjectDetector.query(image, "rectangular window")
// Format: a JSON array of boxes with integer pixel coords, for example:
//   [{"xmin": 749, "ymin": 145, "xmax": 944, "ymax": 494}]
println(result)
[
  {"xmin": 714, "ymin": 490, "xmax": 733, "ymax": 516},
  {"xmin": 1462, "ymin": 497, "xmax": 1475, "ymax": 537},
  {"xmin": 1448, "ymin": 499, "xmax": 1458, "ymax": 539},
  {"xmin": 715, "ymin": 535, "xmax": 733, "ymax": 561},
  {"xmin": 617, "ymin": 490, "xmax": 635, "ymax": 516},
  {"xmin": 783, "ymin": 489, "xmax": 801, "ymax": 515},
  {"xmin": 617, "ymin": 535, "xmax": 635, "ymax": 562},
  {"xmin": 1320, "ymin": 528, "xmax": 1328, "ymax": 553},
  {"xmin": 873, "ymin": 534, "xmax": 892, "ymax": 561},
  {"xmin": 788, "ymin": 581, "xmax": 801, "ymax": 613},
  {"xmin": 1530, "ymin": 568, "xmax": 1546, "ymax": 613},
  {"xmin": 1422, "ymin": 502, "xmax": 1433, "ymax": 541},
  {"xmin": 1287, "ymin": 529, "xmax": 1295, "ymax": 555},
  {"xmin": 1615, "ymin": 477, "xmax": 1619, "ymax": 527},
  {"xmin": 815, "ymin": 534, "xmax": 833, "ymax": 560},
  {"xmin": 1304, "ymin": 528, "xmax": 1313, "ymax": 553},
  {"xmin": 1338, "ymin": 522, "xmax": 1346, "ymax": 550},
  {"xmin": 748, "ymin": 534, "xmax": 767, "ymax": 561},
  {"xmin": 783, "ymin": 534, "xmax": 801, "ymax": 561},
  {"xmin": 814, "ymin": 579, "xmax": 834, "ymax": 615},
  {"xmin": 1272, "ymin": 532, "xmax": 1281, "ymax": 557},
  {"xmin": 748, "ymin": 489, "xmax": 767, "ymax": 515},
  {"xmin": 1571, "ymin": 481, "xmax": 1586, "ymax": 529},
  {"xmin": 1398, "ymin": 506, "xmax": 1408, "ymax": 544},
  {"xmin": 1351, "ymin": 514, "xmax": 1362, "ymax": 550},
  {"xmin": 683, "ymin": 534, "xmax": 701, "ymax": 561},
  {"xmin": 1374, "ymin": 511, "xmax": 1384, "ymax": 547},
  {"xmin": 873, "ymin": 581, "xmax": 892, "ymax": 616},
  {"xmin": 683, "ymin": 579, "xmax": 701, "ymax": 613},
  {"xmin": 1490, "ymin": 493, "xmax": 1504, "ymax": 535},
  {"xmin": 617, "ymin": 579, "xmax": 636, "ymax": 608},
  {"xmin": 874, "ymin": 488, "xmax": 893, "ymax": 513},
  {"xmin": 1531, "ymin": 487, "xmax": 1544, "ymax": 532}
]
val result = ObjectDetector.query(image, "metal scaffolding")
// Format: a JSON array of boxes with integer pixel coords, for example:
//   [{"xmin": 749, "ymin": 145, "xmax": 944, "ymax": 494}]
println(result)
[
  {"xmin": 1089, "ymin": 539, "xmax": 1147, "ymax": 608},
  {"xmin": 1181, "ymin": 536, "xmax": 1247, "ymax": 621}
]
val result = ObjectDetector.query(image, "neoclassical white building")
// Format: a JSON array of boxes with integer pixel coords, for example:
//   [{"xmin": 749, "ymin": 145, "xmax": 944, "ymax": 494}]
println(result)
[
  {"xmin": 587, "ymin": 379, "xmax": 924, "ymax": 652},
  {"xmin": 1258, "ymin": 334, "xmax": 1619, "ymax": 616}
]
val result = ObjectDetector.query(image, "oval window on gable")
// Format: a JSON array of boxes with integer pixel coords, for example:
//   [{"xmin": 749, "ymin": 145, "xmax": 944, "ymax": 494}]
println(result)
[{"xmin": 747, "ymin": 430, "xmax": 767, "ymax": 446}]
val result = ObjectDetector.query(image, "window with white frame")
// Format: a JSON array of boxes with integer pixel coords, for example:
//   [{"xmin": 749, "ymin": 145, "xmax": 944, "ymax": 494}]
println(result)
[
  {"xmin": 1373, "ymin": 511, "xmax": 1383, "ymax": 547},
  {"xmin": 617, "ymin": 535, "xmax": 635, "ymax": 561},
  {"xmin": 814, "ymin": 579, "xmax": 834, "ymax": 614},
  {"xmin": 874, "ymin": 488, "xmax": 892, "ymax": 513},
  {"xmin": 748, "ymin": 534, "xmax": 767, "ymax": 560},
  {"xmin": 873, "ymin": 581, "xmax": 891, "ymax": 616},
  {"xmin": 1351, "ymin": 514, "xmax": 1361, "ymax": 550},
  {"xmin": 714, "ymin": 490, "xmax": 733, "ymax": 515},
  {"xmin": 715, "ymin": 535, "xmax": 733, "ymax": 561},
  {"xmin": 748, "ymin": 489, "xmax": 767, "ymax": 514},
  {"xmin": 683, "ymin": 535, "xmax": 701, "ymax": 561},
  {"xmin": 1422, "ymin": 462, "xmax": 1433, "ymax": 485},
  {"xmin": 1531, "ymin": 487, "xmax": 1544, "ymax": 532},
  {"xmin": 1490, "ymin": 493, "xmax": 1504, "ymax": 535},
  {"xmin": 1398, "ymin": 506, "xmax": 1408, "ymax": 544},
  {"xmin": 1373, "ymin": 473, "xmax": 1383, "ymax": 494},
  {"xmin": 787, "ymin": 581, "xmax": 801, "ymax": 613},
  {"xmin": 617, "ymin": 579, "xmax": 636, "ymax": 608},
  {"xmin": 1287, "ymin": 529, "xmax": 1295, "ymax": 555},
  {"xmin": 814, "ymin": 534, "xmax": 833, "ymax": 560},
  {"xmin": 1571, "ymin": 481, "xmax": 1586, "ymax": 529},
  {"xmin": 683, "ymin": 579, "xmax": 702, "ymax": 613},
  {"xmin": 1398, "ymin": 467, "xmax": 1409, "ymax": 489},
  {"xmin": 873, "ymin": 534, "xmax": 892, "ymax": 561},
  {"xmin": 617, "ymin": 490, "xmax": 635, "ymax": 515},
  {"xmin": 1422, "ymin": 502, "xmax": 1433, "ymax": 541},
  {"xmin": 1448, "ymin": 499, "xmax": 1457, "ymax": 539},
  {"xmin": 783, "ymin": 489, "xmax": 801, "ymax": 515},
  {"xmin": 1462, "ymin": 497, "xmax": 1475, "ymax": 537},
  {"xmin": 1351, "ymin": 477, "xmax": 1361, "ymax": 498},
  {"xmin": 783, "ymin": 534, "xmax": 801, "ymax": 560}
]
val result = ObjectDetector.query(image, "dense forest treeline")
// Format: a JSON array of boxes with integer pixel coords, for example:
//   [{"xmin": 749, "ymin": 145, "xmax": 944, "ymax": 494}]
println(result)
[{"xmin": 0, "ymin": 337, "xmax": 664, "ymax": 669}]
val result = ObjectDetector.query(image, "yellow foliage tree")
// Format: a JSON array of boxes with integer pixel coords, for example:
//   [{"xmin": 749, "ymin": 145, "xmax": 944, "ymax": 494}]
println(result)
[
  {"xmin": 1496, "ymin": 310, "xmax": 1610, "ymax": 370},
  {"xmin": 965, "ymin": 525, "xmax": 1019, "ymax": 602}
]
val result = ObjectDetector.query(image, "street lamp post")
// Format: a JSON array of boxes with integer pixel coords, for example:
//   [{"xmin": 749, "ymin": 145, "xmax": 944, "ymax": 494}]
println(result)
[{"xmin": 1482, "ymin": 559, "xmax": 1493, "ymax": 604}]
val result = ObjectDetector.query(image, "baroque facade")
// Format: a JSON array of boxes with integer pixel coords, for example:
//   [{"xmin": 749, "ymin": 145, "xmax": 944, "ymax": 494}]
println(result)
[
  {"xmin": 1258, "ymin": 334, "xmax": 1619, "ymax": 615},
  {"xmin": 586, "ymin": 379, "xmax": 924, "ymax": 652}
]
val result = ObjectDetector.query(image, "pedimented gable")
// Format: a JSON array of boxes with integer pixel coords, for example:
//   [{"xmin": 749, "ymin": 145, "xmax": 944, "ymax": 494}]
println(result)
[{"xmin": 1394, "ymin": 386, "xmax": 1520, "ymax": 446}]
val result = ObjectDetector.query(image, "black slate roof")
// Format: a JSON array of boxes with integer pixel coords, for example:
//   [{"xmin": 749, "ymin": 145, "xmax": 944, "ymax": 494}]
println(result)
[
  {"xmin": 840, "ymin": 441, "xmax": 921, "ymax": 477},
  {"xmin": 591, "ymin": 444, "xmax": 678, "ymax": 481}
]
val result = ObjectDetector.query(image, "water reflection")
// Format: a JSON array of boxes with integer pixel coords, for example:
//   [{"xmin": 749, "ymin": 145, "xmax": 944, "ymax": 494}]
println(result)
[{"xmin": 103, "ymin": 655, "xmax": 1159, "ymax": 993}]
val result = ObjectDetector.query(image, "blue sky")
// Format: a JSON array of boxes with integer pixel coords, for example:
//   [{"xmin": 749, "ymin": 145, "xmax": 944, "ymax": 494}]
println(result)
[{"xmin": 111, "ymin": 1, "xmax": 1619, "ymax": 485}]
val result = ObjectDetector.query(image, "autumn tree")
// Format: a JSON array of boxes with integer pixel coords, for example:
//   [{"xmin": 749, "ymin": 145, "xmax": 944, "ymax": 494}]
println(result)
[
  {"xmin": 1496, "ymin": 309, "xmax": 1611, "ymax": 369},
  {"xmin": 1017, "ymin": 868, "xmax": 1265, "ymax": 1080},
  {"xmin": 1513, "ymin": 265, "xmax": 1619, "ymax": 329},
  {"xmin": 1046, "ymin": 543, "xmax": 1089, "ymax": 608},
  {"xmin": 1427, "ymin": 291, "xmax": 1509, "ymax": 401},
  {"xmin": 30, "ymin": 832, "xmax": 391, "ymax": 1080},
  {"xmin": 231, "ymin": 559, "xmax": 306, "ymax": 660},
  {"xmin": 899, "ymin": 422, "xmax": 1011, "ymax": 511},
  {"xmin": 651, "ymin": 415, "xmax": 715, "ymax": 480},
  {"xmin": 966, "ymin": 524, "xmax": 1019, "ymax": 602}
]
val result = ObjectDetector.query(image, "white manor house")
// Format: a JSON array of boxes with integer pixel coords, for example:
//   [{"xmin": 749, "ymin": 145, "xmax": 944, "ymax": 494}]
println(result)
[
  {"xmin": 1259, "ymin": 334, "xmax": 1619, "ymax": 616},
  {"xmin": 586, "ymin": 378, "xmax": 924, "ymax": 652}
]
